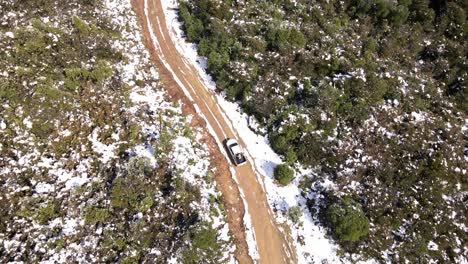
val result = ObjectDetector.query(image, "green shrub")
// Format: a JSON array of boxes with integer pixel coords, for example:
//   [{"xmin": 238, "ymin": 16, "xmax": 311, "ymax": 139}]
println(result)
[
  {"xmin": 288, "ymin": 206, "xmax": 302, "ymax": 224},
  {"xmin": 285, "ymin": 149, "xmax": 298, "ymax": 164},
  {"xmin": 36, "ymin": 202, "xmax": 60, "ymax": 224},
  {"xmin": 72, "ymin": 16, "xmax": 90, "ymax": 37},
  {"xmin": 139, "ymin": 197, "xmax": 154, "ymax": 212},
  {"xmin": 178, "ymin": 0, "xmax": 467, "ymax": 260},
  {"xmin": 274, "ymin": 164, "xmax": 295, "ymax": 185},
  {"xmin": 270, "ymin": 133, "xmax": 292, "ymax": 155},
  {"xmin": 325, "ymin": 197, "xmax": 370, "ymax": 242},
  {"xmin": 390, "ymin": 5, "xmax": 410, "ymax": 27},
  {"xmin": 64, "ymin": 67, "xmax": 90, "ymax": 91},
  {"xmin": 126, "ymin": 156, "xmax": 152, "ymax": 177},
  {"xmin": 85, "ymin": 208, "xmax": 110, "ymax": 225},
  {"xmin": 289, "ymin": 28, "xmax": 306, "ymax": 48},
  {"xmin": 182, "ymin": 222, "xmax": 222, "ymax": 264},
  {"xmin": 363, "ymin": 38, "xmax": 377, "ymax": 55},
  {"xmin": 90, "ymin": 60, "xmax": 113, "ymax": 83},
  {"xmin": 53, "ymin": 238, "xmax": 65, "ymax": 250},
  {"xmin": 121, "ymin": 255, "xmax": 140, "ymax": 264}
]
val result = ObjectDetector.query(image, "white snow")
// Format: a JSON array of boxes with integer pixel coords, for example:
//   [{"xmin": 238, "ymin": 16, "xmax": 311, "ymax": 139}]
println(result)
[
  {"xmin": 37, "ymin": 157, "xmax": 54, "ymax": 168},
  {"xmin": 63, "ymin": 175, "xmax": 88, "ymax": 190},
  {"xmin": 88, "ymin": 129, "xmax": 117, "ymax": 164},
  {"xmin": 1, "ymin": 0, "xmax": 235, "ymax": 263},
  {"xmin": 133, "ymin": 145, "xmax": 158, "ymax": 167},
  {"xmin": 60, "ymin": 129, "xmax": 71, "ymax": 137},
  {"xmin": 0, "ymin": 119, "xmax": 6, "ymax": 130},
  {"xmin": 23, "ymin": 117, "xmax": 33, "ymax": 129},
  {"xmin": 62, "ymin": 218, "xmax": 81, "ymax": 236},
  {"xmin": 411, "ymin": 111, "xmax": 428, "ymax": 122},
  {"xmin": 428, "ymin": 241, "xmax": 439, "ymax": 251},
  {"xmin": 36, "ymin": 182, "xmax": 54, "ymax": 194},
  {"xmin": 150, "ymin": 2, "xmax": 259, "ymax": 261},
  {"xmin": 160, "ymin": 0, "xmax": 350, "ymax": 262}
]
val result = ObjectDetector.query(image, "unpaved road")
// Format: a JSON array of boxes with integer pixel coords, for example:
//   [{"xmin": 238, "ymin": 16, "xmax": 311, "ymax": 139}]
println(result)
[{"xmin": 132, "ymin": 0, "xmax": 296, "ymax": 263}]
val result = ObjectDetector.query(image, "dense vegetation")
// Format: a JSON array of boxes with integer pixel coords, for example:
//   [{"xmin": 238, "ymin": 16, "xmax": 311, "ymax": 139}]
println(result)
[
  {"xmin": 179, "ymin": 0, "xmax": 466, "ymax": 262},
  {"xmin": 0, "ymin": 0, "xmax": 230, "ymax": 262}
]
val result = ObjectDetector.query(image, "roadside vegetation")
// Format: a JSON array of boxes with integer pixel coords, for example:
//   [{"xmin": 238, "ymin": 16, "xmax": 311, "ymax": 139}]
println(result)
[
  {"xmin": 274, "ymin": 164, "xmax": 295, "ymax": 185},
  {"xmin": 0, "ymin": 0, "xmax": 232, "ymax": 262},
  {"xmin": 178, "ymin": 0, "xmax": 466, "ymax": 262}
]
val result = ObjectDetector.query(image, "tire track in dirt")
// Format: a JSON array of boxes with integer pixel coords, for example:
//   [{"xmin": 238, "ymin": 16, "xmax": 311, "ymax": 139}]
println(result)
[{"xmin": 132, "ymin": 0, "xmax": 296, "ymax": 263}]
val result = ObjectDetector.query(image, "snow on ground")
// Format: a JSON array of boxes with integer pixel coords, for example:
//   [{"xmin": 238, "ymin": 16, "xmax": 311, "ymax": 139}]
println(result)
[
  {"xmin": 1, "ymin": 0, "xmax": 235, "ymax": 262},
  {"xmin": 148, "ymin": 0, "xmax": 259, "ymax": 261},
  {"xmin": 36, "ymin": 182, "xmax": 54, "ymax": 194},
  {"xmin": 162, "ymin": 0, "xmax": 217, "ymax": 92},
  {"xmin": 160, "ymin": 1, "xmax": 373, "ymax": 263},
  {"xmin": 105, "ymin": 0, "xmax": 235, "ymax": 262},
  {"xmin": 214, "ymin": 97, "xmax": 346, "ymax": 263},
  {"xmin": 88, "ymin": 128, "xmax": 118, "ymax": 164}
]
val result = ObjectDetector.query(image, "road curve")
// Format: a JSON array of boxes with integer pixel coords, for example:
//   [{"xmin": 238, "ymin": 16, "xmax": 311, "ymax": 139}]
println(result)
[{"xmin": 132, "ymin": 0, "xmax": 296, "ymax": 263}]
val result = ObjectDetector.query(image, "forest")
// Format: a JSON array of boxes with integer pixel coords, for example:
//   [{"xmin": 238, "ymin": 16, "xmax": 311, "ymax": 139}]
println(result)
[{"xmin": 179, "ymin": 0, "xmax": 466, "ymax": 262}]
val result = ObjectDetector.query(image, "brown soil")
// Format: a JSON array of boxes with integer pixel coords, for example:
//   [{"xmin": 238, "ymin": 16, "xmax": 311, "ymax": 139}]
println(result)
[{"xmin": 132, "ymin": 1, "xmax": 297, "ymax": 263}]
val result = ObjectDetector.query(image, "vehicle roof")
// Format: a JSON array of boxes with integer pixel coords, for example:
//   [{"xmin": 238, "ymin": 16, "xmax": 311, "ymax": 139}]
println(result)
[
  {"xmin": 226, "ymin": 138, "xmax": 238, "ymax": 146},
  {"xmin": 231, "ymin": 144, "xmax": 242, "ymax": 154}
]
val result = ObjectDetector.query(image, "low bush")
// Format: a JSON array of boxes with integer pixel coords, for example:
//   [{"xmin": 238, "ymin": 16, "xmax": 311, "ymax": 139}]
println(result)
[
  {"xmin": 274, "ymin": 164, "xmax": 295, "ymax": 185},
  {"xmin": 182, "ymin": 222, "xmax": 222, "ymax": 264},
  {"xmin": 288, "ymin": 206, "xmax": 302, "ymax": 224},
  {"xmin": 325, "ymin": 197, "xmax": 370, "ymax": 242}
]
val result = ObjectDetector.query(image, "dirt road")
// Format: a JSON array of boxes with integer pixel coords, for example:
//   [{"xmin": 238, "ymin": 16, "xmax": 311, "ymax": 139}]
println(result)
[{"xmin": 132, "ymin": 0, "xmax": 296, "ymax": 263}]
